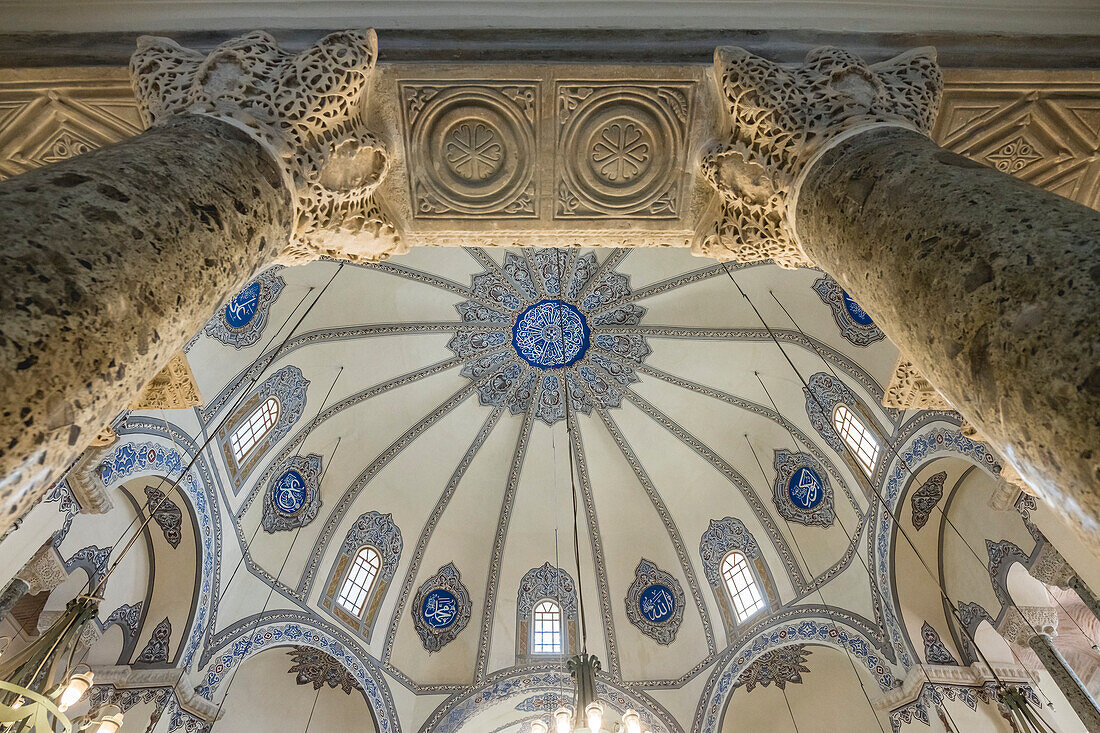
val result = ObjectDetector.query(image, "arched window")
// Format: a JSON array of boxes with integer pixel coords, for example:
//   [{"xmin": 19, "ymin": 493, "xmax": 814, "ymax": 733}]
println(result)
[
  {"xmin": 336, "ymin": 546, "xmax": 381, "ymax": 616},
  {"xmin": 832, "ymin": 403, "xmax": 879, "ymax": 475},
  {"xmin": 531, "ymin": 600, "xmax": 563, "ymax": 655},
  {"xmin": 721, "ymin": 551, "xmax": 765, "ymax": 622},
  {"xmin": 229, "ymin": 396, "xmax": 280, "ymax": 463}
]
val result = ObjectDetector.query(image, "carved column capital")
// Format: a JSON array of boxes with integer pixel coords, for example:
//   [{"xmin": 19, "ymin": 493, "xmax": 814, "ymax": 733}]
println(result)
[
  {"xmin": 129, "ymin": 352, "xmax": 203, "ymax": 410},
  {"xmin": 883, "ymin": 356, "xmax": 952, "ymax": 410},
  {"xmin": 130, "ymin": 29, "xmax": 402, "ymax": 265},
  {"xmin": 16, "ymin": 544, "xmax": 68, "ymax": 595},
  {"xmin": 1030, "ymin": 544, "xmax": 1076, "ymax": 589},
  {"xmin": 998, "ymin": 605, "xmax": 1059, "ymax": 646},
  {"xmin": 698, "ymin": 46, "xmax": 942, "ymax": 267}
]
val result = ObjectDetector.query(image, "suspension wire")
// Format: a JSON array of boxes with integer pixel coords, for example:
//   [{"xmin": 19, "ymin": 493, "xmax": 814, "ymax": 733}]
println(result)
[
  {"xmin": 743, "ymin": 435, "xmax": 888, "ymax": 733},
  {"xmin": 719, "ymin": 264, "xmax": 1029, "ymax": 702},
  {"xmin": 550, "ymin": 338, "xmax": 567, "ymax": 705},
  {"xmin": 87, "ymin": 264, "xmax": 345, "ymax": 601},
  {"xmin": 748, "ymin": 374, "xmax": 969, "ymax": 731},
  {"xmin": 780, "ymin": 684, "xmax": 802, "ymax": 733},
  {"xmin": 764, "ymin": 286, "xmax": 1056, "ymax": 704},
  {"xmin": 302, "ymin": 682, "xmax": 323, "ymax": 732}
]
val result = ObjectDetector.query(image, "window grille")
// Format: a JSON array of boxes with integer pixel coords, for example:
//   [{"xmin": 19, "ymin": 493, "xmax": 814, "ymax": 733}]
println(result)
[
  {"xmin": 229, "ymin": 396, "xmax": 280, "ymax": 463},
  {"xmin": 833, "ymin": 404, "xmax": 880, "ymax": 475},
  {"xmin": 337, "ymin": 546, "xmax": 382, "ymax": 616},
  {"xmin": 721, "ymin": 552, "xmax": 765, "ymax": 622},
  {"xmin": 532, "ymin": 599, "xmax": 563, "ymax": 655}
]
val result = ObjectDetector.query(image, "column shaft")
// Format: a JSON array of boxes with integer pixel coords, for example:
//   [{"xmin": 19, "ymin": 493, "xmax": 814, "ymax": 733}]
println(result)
[
  {"xmin": 0, "ymin": 578, "xmax": 29, "ymax": 618},
  {"xmin": 1028, "ymin": 633, "xmax": 1100, "ymax": 732},
  {"xmin": 795, "ymin": 126, "xmax": 1100, "ymax": 552},
  {"xmin": 0, "ymin": 115, "xmax": 292, "ymax": 531},
  {"xmin": 1069, "ymin": 576, "xmax": 1100, "ymax": 625}
]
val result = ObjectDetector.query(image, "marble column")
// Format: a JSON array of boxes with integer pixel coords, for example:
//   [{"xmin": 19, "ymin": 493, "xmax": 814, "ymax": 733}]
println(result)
[
  {"xmin": 701, "ymin": 46, "xmax": 1100, "ymax": 554},
  {"xmin": 1069, "ymin": 576, "xmax": 1100, "ymax": 626},
  {"xmin": 0, "ymin": 578, "xmax": 29, "ymax": 618},
  {"xmin": 1028, "ymin": 633, "xmax": 1100, "ymax": 733},
  {"xmin": 0, "ymin": 29, "xmax": 395, "ymax": 536}
]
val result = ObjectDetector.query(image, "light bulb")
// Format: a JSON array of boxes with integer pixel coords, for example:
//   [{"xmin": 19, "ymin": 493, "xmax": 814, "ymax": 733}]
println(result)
[
  {"xmin": 531, "ymin": 720, "xmax": 549, "ymax": 733},
  {"xmin": 94, "ymin": 704, "xmax": 124, "ymax": 733},
  {"xmin": 10, "ymin": 696, "xmax": 24, "ymax": 710},
  {"xmin": 622, "ymin": 709, "xmax": 642, "ymax": 733},
  {"xmin": 58, "ymin": 668, "xmax": 94, "ymax": 711},
  {"xmin": 585, "ymin": 701, "xmax": 604, "ymax": 732},
  {"xmin": 554, "ymin": 706, "xmax": 572, "ymax": 733}
]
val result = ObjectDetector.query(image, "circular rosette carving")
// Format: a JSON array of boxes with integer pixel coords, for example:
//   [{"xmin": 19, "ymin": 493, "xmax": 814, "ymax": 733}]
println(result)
[
  {"xmin": 557, "ymin": 85, "xmax": 690, "ymax": 218},
  {"xmin": 447, "ymin": 250, "xmax": 650, "ymax": 425},
  {"xmin": 403, "ymin": 84, "xmax": 537, "ymax": 218}
]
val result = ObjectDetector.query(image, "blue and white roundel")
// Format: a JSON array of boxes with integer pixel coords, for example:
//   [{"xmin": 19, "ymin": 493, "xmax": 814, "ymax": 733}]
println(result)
[
  {"xmin": 225, "ymin": 281, "xmax": 262, "ymax": 328},
  {"xmin": 272, "ymin": 469, "xmax": 308, "ymax": 515},
  {"xmin": 512, "ymin": 299, "xmax": 590, "ymax": 369},
  {"xmin": 787, "ymin": 466, "xmax": 824, "ymax": 510},
  {"xmin": 421, "ymin": 588, "xmax": 459, "ymax": 629},
  {"xmin": 841, "ymin": 291, "xmax": 874, "ymax": 326},
  {"xmin": 639, "ymin": 584, "xmax": 677, "ymax": 624}
]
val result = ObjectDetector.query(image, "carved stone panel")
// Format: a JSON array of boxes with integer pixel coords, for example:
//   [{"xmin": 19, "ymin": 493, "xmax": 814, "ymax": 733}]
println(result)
[
  {"xmin": 400, "ymin": 82, "xmax": 539, "ymax": 218},
  {"xmin": 555, "ymin": 82, "xmax": 693, "ymax": 219}
]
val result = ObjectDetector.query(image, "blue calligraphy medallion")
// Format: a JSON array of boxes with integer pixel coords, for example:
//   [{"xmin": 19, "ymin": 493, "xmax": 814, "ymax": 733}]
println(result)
[
  {"xmin": 788, "ymin": 466, "xmax": 824, "ymax": 510},
  {"xmin": 841, "ymin": 291, "xmax": 874, "ymax": 326},
  {"xmin": 638, "ymin": 584, "xmax": 676, "ymax": 624},
  {"xmin": 225, "ymin": 281, "xmax": 262, "ymax": 328},
  {"xmin": 421, "ymin": 588, "xmax": 459, "ymax": 629},
  {"xmin": 512, "ymin": 299, "xmax": 590, "ymax": 369},
  {"xmin": 272, "ymin": 469, "xmax": 308, "ymax": 515}
]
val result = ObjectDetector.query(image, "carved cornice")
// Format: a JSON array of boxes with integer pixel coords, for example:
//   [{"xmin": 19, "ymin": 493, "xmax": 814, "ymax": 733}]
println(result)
[
  {"xmin": 89, "ymin": 666, "xmax": 222, "ymax": 721},
  {"xmin": 68, "ymin": 452, "xmax": 115, "ymax": 515},
  {"xmin": 129, "ymin": 352, "xmax": 203, "ymax": 411},
  {"xmin": 872, "ymin": 661, "xmax": 1037, "ymax": 710}
]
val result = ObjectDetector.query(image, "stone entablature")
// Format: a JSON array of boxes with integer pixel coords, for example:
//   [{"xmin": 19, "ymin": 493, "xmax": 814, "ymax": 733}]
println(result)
[{"xmin": 2, "ymin": 65, "xmax": 1095, "ymax": 253}]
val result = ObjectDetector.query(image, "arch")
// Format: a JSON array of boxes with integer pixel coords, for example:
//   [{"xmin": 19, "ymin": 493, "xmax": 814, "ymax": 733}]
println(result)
[
  {"xmin": 699, "ymin": 518, "xmax": 779, "ymax": 639},
  {"xmin": 516, "ymin": 563, "xmax": 578, "ymax": 660},
  {"xmin": 337, "ymin": 545, "xmax": 383, "ymax": 616},
  {"xmin": 418, "ymin": 665, "xmax": 679, "ymax": 733},
  {"xmin": 93, "ymin": 437, "xmax": 219, "ymax": 669},
  {"xmin": 321, "ymin": 511, "xmax": 402, "ymax": 641},
  {"xmin": 695, "ymin": 614, "xmax": 897, "ymax": 733},
  {"xmin": 194, "ymin": 614, "xmax": 400, "ymax": 733},
  {"xmin": 721, "ymin": 551, "xmax": 765, "ymax": 623}
]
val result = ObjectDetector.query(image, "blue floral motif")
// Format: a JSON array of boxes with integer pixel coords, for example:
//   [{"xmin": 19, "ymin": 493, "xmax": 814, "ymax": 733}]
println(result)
[
  {"xmin": 203, "ymin": 267, "xmax": 285, "ymax": 349},
  {"xmin": 412, "ymin": 563, "xmax": 472, "ymax": 652},
  {"xmin": 812, "ymin": 275, "xmax": 885, "ymax": 347},
  {"xmin": 842, "ymin": 291, "xmax": 874, "ymax": 325},
  {"xmin": 449, "ymin": 249, "xmax": 648, "ymax": 425},
  {"xmin": 773, "ymin": 450, "xmax": 835, "ymax": 528},
  {"xmin": 225, "ymin": 281, "xmax": 262, "ymax": 328}
]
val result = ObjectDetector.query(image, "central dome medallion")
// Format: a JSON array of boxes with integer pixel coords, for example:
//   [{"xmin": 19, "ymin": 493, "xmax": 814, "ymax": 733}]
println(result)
[
  {"xmin": 511, "ymin": 299, "xmax": 590, "ymax": 368},
  {"xmin": 448, "ymin": 249, "xmax": 652, "ymax": 425}
]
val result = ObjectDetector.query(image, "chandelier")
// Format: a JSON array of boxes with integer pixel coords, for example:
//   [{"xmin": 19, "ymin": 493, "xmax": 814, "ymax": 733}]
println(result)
[{"xmin": 527, "ymin": 653, "xmax": 651, "ymax": 733}]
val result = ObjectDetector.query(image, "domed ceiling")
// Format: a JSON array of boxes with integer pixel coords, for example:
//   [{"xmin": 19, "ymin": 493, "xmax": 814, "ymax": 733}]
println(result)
[{"xmin": 96, "ymin": 244, "xmax": 928, "ymax": 731}]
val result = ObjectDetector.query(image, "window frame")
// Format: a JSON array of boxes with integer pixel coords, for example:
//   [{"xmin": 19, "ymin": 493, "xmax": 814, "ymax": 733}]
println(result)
[
  {"xmin": 336, "ymin": 545, "xmax": 382, "ymax": 617},
  {"xmin": 721, "ymin": 551, "xmax": 766, "ymax": 623},
  {"xmin": 229, "ymin": 395, "xmax": 280, "ymax": 464},
  {"xmin": 832, "ymin": 403, "xmax": 880, "ymax": 475},
  {"xmin": 530, "ymin": 598, "xmax": 564, "ymax": 656}
]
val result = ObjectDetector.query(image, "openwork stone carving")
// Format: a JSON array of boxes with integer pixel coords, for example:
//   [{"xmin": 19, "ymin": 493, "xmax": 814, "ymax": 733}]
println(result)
[
  {"xmin": 998, "ymin": 605, "xmax": 1058, "ymax": 646},
  {"xmin": 556, "ymin": 83, "xmax": 693, "ymax": 218},
  {"xmin": 130, "ymin": 29, "xmax": 400, "ymax": 264},
  {"xmin": 129, "ymin": 353, "xmax": 203, "ymax": 411},
  {"xmin": 733, "ymin": 645, "xmax": 811, "ymax": 692},
  {"xmin": 883, "ymin": 357, "xmax": 951, "ymax": 410},
  {"xmin": 811, "ymin": 275, "xmax": 885, "ymax": 346},
  {"xmin": 401, "ymin": 82, "xmax": 538, "ymax": 218},
  {"xmin": 771, "ymin": 450, "xmax": 835, "ymax": 527},
  {"xmin": 698, "ymin": 46, "xmax": 942, "ymax": 267},
  {"xmin": 16, "ymin": 544, "xmax": 67, "ymax": 595},
  {"xmin": 202, "ymin": 267, "xmax": 285, "ymax": 349},
  {"xmin": 624, "ymin": 559, "xmax": 685, "ymax": 645},
  {"xmin": 910, "ymin": 471, "xmax": 947, "ymax": 531},
  {"xmin": 261, "ymin": 454, "xmax": 323, "ymax": 533},
  {"xmin": 412, "ymin": 563, "xmax": 472, "ymax": 653}
]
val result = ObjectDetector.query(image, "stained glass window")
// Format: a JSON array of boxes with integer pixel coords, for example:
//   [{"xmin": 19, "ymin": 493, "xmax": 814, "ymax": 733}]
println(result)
[
  {"xmin": 833, "ymin": 404, "xmax": 880, "ymax": 475},
  {"xmin": 337, "ymin": 546, "xmax": 381, "ymax": 616},
  {"xmin": 722, "ymin": 551, "xmax": 765, "ymax": 622}
]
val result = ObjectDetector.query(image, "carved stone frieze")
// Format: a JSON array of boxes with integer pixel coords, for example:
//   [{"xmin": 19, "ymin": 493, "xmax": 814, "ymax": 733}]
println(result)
[
  {"xmin": 698, "ymin": 46, "xmax": 942, "ymax": 268},
  {"xmin": 555, "ymin": 82, "xmax": 692, "ymax": 219},
  {"xmin": 997, "ymin": 605, "xmax": 1059, "ymax": 646},
  {"xmin": 129, "ymin": 352, "xmax": 203, "ymax": 411},
  {"xmin": 400, "ymin": 82, "xmax": 538, "ymax": 218},
  {"xmin": 882, "ymin": 357, "xmax": 952, "ymax": 411},
  {"xmin": 129, "ymin": 29, "xmax": 400, "ymax": 264}
]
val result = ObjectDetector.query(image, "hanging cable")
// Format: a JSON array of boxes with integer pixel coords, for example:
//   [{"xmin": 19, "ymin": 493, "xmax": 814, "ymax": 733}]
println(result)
[{"xmin": 764, "ymin": 285, "xmax": 1056, "ymax": 703}]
